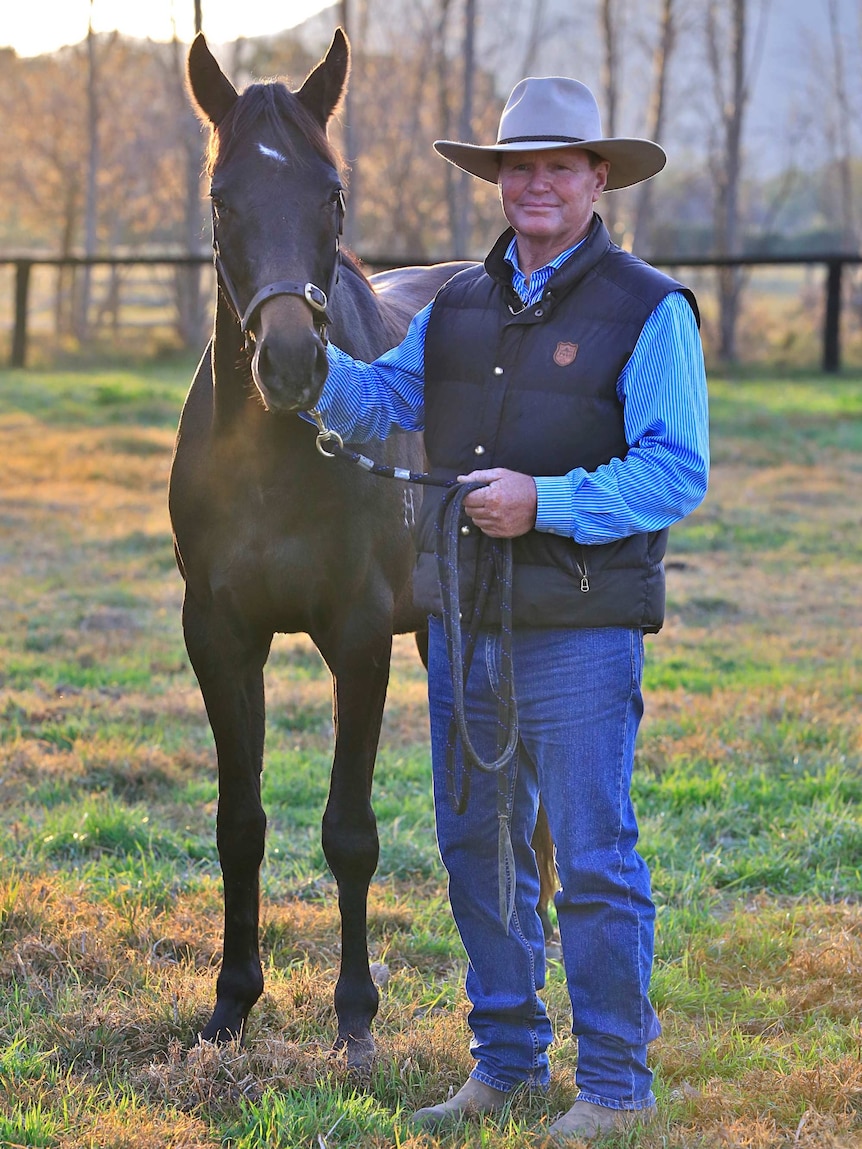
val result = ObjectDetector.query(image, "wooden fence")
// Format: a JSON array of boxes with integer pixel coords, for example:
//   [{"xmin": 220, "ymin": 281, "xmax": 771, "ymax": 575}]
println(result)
[{"xmin": 3, "ymin": 252, "xmax": 861, "ymax": 372}]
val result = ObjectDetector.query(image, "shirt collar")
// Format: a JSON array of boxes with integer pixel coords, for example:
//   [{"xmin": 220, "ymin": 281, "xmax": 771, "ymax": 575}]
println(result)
[{"xmin": 504, "ymin": 235, "xmax": 588, "ymax": 305}]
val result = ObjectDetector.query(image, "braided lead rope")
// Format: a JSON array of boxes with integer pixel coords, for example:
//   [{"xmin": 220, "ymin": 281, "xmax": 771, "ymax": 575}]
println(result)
[{"xmin": 435, "ymin": 483, "xmax": 519, "ymax": 932}]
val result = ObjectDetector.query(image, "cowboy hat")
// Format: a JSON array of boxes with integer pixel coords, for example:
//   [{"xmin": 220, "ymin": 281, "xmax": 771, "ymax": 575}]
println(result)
[{"xmin": 434, "ymin": 76, "xmax": 666, "ymax": 191}]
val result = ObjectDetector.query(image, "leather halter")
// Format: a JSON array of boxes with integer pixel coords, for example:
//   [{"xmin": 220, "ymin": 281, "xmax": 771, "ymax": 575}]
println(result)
[{"xmin": 211, "ymin": 188, "xmax": 346, "ymax": 347}]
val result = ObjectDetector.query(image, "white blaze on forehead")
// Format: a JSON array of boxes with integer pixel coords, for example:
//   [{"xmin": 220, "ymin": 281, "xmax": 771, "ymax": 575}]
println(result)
[{"xmin": 257, "ymin": 143, "xmax": 288, "ymax": 164}]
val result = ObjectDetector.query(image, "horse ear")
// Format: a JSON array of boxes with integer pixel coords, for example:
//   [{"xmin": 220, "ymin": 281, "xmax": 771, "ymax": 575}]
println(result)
[
  {"xmin": 296, "ymin": 28, "xmax": 350, "ymax": 127},
  {"xmin": 187, "ymin": 33, "xmax": 238, "ymax": 126}
]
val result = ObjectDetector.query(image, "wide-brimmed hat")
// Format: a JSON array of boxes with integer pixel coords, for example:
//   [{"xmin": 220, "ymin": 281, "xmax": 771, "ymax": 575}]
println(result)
[{"xmin": 434, "ymin": 76, "xmax": 666, "ymax": 191}]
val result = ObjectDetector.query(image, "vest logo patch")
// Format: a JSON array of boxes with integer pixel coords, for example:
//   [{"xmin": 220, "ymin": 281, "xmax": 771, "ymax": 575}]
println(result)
[{"xmin": 553, "ymin": 341, "xmax": 579, "ymax": 366}]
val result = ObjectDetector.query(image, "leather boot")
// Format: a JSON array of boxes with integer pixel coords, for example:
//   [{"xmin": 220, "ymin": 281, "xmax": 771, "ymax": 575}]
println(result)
[
  {"xmin": 548, "ymin": 1099, "xmax": 656, "ymax": 1142},
  {"xmin": 411, "ymin": 1077, "xmax": 510, "ymax": 1129}
]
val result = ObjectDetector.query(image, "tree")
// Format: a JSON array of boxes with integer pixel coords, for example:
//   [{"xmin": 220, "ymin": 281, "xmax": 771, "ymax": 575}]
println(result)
[
  {"xmin": 78, "ymin": 5, "xmax": 101, "ymax": 341},
  {"xmin": 599, "ymin": 0, "xmax": 622, "ymax": 240},
  {"xmin": 705, "ymin": 0, "xmax": 770, "ymax": 362},
  {"xmin": 825, "ymin": 0, "xmax": 856, "ymax": 249},
  {"xmin": 630, "ymin": 0, "xmax": 677, "ymax": 255},
  {"xmin": 451, "ymin": 0, "xmax": 477, "ymax": 256}
]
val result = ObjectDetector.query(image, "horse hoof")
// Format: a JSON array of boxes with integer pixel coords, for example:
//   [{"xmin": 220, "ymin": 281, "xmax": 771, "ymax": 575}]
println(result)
[
  {"xmin": 198, "ymin": 1006, "xmax": 248, "ymax": 1046},
  {"xmin": 334, "ymin": 1032, "xmax": 375, "ymax": 1073},
  {"xmin": 197, "ymin": 1024, "xmax": 243, "ymax": 1046}
]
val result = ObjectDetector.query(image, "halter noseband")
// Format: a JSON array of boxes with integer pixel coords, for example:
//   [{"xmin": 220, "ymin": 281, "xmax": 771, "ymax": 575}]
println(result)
[{"xmin": 212, "ymin": 188, "xmax": 346, "ymax": 348}]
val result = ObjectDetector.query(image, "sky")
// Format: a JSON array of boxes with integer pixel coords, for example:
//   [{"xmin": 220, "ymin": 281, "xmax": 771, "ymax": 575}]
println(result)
[{"xmin": 1, "ymin": 0, "xmax": 335, "ymax": 57}]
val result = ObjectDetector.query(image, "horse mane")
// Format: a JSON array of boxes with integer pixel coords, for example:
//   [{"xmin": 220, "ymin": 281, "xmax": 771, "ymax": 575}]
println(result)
[{"xmin": 205, "ymin": 82, "xmax": 343, "ymax": 176}]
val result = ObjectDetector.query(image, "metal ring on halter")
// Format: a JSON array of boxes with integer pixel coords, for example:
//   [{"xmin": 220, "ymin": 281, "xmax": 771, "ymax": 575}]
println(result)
[{"xmin": 315, "ymin": 428, "xmax": 344, "ymax": 457}]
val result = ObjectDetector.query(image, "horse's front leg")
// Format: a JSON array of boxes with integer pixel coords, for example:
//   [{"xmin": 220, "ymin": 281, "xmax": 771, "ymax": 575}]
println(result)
[
  {"xmin": 317, "ymin": 617, "xmax": 392, "ymax": 1070},
  {"xmin": 183, "ymin": 589, "xmax": 272, "ymax": 1044}
]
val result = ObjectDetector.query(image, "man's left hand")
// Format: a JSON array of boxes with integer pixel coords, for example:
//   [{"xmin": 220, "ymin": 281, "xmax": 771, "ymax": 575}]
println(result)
[{"xmin": 458, "ymin": 468, "xmax": 537, "ymax": 538}]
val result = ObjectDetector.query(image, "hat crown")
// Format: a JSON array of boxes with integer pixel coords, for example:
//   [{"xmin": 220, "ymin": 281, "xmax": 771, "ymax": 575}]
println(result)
[
  {"xmin": 433, "ymin": 74, "xmax": 666, "ymax": 190},
  {"xmin": 497, "ymin": 77, "xmax": 603, "ymax": 147}
]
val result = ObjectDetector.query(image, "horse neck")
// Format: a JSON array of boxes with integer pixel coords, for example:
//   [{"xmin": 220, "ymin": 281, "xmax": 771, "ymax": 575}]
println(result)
[
  {"xmin": 209, "ymin": 294, "xmax": 257, "ymax": 424},
  {"xmin": 330, "ymin": 264, "xmax": 400, "ymax": 360}
]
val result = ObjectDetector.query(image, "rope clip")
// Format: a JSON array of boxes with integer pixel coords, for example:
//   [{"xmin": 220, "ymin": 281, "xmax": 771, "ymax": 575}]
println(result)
[{"xmin": 307, "ymin": 407, "xmax": 344, "ymax": 458}]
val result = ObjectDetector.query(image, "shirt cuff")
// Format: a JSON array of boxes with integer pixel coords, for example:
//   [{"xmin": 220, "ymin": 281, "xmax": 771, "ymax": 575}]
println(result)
[{"xmin": 534, "ymin": 472, "xmax": 586, "ymax": 536}]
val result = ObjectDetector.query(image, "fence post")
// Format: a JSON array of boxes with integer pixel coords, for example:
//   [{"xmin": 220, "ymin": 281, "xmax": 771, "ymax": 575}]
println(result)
[
  {"xmin": 11, "ymin": 260, "xmax": 32, "ymax": 368},
  {"xmin": 823, "ymin": 259, "xmax": 842, "ymax": 374}
]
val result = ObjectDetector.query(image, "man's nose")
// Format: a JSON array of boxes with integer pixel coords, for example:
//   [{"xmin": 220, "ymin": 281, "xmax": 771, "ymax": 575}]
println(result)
[{"xmin": 526, "ymin": 166, "xmax": 552, "ymax": 189}]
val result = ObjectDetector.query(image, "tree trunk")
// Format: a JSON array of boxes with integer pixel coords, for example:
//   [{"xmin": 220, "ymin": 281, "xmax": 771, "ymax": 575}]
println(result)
[
  {"xmin": 435, "ymin": 0, "xmax": 459, "ymax": 252},
  {"xmin": 827, "ymin": 0, "xmax": 855, "ymax": 249},
  {"xmin": 77, "ymin": 13, "xmax": 99, "ymax": 343},
  {"xmin": 452, "ymin": 0, "xmax": 476, "ymax": 256},
  {"xmin": 600, "ymin": 0, "xmax": 620, "ymax": 240},
  {"xmin": 340, "ymin": 0, "xmax": 360, "ymax": 252},
  {"xmin": 519, "ymin": 0, "xmax": 548, "ymax": 78},
  {"xmin": 631, "ymin": 0, "xmax": 676, "ymax": 255},
  {"xmin": 172, "ymin": 34, "xmax": 206, "ymax": 349},
  {"xmin": 708, "ymin": 0, "xmax": 753, "ymax": 364}
]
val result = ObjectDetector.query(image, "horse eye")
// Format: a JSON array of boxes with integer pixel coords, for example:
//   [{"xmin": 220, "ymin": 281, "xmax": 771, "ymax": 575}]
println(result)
[{"xmin": 210, "ymin": 192, "xmax": 227, "ymax": 216}]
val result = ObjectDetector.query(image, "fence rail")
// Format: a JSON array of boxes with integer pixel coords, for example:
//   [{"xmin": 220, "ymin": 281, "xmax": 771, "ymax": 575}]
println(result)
[{"xmin": 3, "ymin": 252, "xmax": 861, "ymax": 372}]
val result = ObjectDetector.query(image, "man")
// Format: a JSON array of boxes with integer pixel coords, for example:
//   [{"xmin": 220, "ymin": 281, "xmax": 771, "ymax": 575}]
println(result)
[{"xmin": 312, "ymin": 75, "xmax": 709, "ymax": 1141}]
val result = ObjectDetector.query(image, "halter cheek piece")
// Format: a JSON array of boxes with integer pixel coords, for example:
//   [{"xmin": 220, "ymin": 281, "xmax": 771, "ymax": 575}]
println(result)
[{"xmin": 211, "ymin": 188, "xmax": 346, "ymax": 349}]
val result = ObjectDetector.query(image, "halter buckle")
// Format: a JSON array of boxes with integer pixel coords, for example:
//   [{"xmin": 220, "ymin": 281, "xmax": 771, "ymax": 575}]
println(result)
[{"xmin": 304, "ymin": 283, "xmax": 328, "ymax": 313}]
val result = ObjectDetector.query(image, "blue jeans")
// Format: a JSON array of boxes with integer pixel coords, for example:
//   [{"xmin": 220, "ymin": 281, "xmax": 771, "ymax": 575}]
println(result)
[{"xmin": 427, "ymin": 618, "xmax": 659, "ymax": 1110}]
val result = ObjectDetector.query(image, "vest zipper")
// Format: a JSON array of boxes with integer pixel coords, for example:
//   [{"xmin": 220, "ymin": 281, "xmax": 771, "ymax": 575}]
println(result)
[{"xmin": 576, "ymin": 549, "xmax": 590, "ymax": 593}]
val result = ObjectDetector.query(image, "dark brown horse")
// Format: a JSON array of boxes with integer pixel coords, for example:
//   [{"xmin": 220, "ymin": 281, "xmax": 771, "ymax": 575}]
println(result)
[{"xmin": 169, "ymin": 29, "xmax": 557, "ymax": 1068}]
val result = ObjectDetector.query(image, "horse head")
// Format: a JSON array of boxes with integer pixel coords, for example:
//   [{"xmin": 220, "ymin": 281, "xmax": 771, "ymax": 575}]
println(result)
[{"xmin": 188, "ymin": 31, "xmax": 349, "ymax": 414}]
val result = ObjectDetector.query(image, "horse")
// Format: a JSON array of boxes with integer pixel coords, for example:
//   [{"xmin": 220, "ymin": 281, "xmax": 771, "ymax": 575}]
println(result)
[{"xmin": 169, "ymin": 28, "xmax": 557, "ymax": 1069}]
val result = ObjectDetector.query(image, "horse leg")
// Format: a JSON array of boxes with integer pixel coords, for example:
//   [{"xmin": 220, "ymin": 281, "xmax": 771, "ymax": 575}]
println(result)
[
  {"xmin": 534, "ymin": 799, "xmax": 559, "ymax": 941},
  {"xmin": 182, "ymin": 590, "xmax": 271, "ymax": 1044},
  {"xmin": 316, "ymin": 619, "xmax": 392, "ymax": 1070}
]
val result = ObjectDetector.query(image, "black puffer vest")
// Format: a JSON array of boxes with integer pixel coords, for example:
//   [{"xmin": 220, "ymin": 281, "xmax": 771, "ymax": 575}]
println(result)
[{"xmin": 413, "ymin": 214, "xmax": 698, "ymax": 632}]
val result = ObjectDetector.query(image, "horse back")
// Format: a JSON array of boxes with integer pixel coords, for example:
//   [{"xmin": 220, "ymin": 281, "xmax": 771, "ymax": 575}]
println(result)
[{"xmin": 368, "ymin": 261, "xmax": 476, "ymax": 338}]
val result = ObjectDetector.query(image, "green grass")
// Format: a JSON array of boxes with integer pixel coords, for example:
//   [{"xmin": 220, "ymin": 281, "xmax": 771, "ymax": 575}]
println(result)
[
  {"xmin": 0, "ymin": 362, "xmax": 193, "ymax": 428},
  {"xmin": 0, "ymin": 363, "xmax": 860, "ymax": 1147}
]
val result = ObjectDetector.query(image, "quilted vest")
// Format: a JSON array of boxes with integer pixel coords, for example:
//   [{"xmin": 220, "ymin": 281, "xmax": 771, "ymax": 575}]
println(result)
[{"xmin": 412, "ymin": 214, "xmax": 698, "ymax": 632}]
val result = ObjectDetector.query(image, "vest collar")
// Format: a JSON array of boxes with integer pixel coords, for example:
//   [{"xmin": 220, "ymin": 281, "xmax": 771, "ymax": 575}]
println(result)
[{"xmin": 484, "ymin": 213, "xmax": 614, "ymax": 311}]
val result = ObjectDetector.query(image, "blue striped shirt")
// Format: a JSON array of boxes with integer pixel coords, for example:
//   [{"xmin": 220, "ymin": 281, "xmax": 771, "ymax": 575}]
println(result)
[{"xmin": 318, "ymin": 242, "xmax": 709, "ymax": 545}]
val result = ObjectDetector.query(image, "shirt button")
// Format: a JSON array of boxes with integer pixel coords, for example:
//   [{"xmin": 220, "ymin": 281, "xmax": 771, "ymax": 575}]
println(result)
[
  {"xmin": 460, "ymin": 525, "xmax": 471, "ymax": 536},
  {"xmin": 474, "ymin": 444, "xmax": 485, "ymax": 455},
  {"xmin": 493, "ymin": 366, "xmax": 503, "ymax": 375}
]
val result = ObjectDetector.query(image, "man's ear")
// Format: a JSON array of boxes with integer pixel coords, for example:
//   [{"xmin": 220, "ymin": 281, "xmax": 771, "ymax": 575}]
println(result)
[{"xmin": 594, "ymin": 160, "xmax": 610, "ymax": 199}]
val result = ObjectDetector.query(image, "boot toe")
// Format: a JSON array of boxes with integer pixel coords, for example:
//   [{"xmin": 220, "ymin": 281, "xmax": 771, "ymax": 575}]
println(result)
[
  {"xmin": 547, "ymin": 1099, "xmax": 656, "ymax": 1142},
  {"xmin": 411, "ymin": 1078, "xmax": 510, "ymax": 1129}
]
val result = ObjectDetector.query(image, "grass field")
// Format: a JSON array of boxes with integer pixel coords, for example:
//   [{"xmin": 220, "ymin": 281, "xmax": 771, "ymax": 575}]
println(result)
[{"xmin": 0, "ymin": 361, "xmax": 861, "ymax": 1148}]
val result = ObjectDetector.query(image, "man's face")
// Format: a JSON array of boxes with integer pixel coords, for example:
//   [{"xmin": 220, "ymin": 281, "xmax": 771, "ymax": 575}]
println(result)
[{"xmin": 498, "ymin": 147, "xmax": 609, "ymax": 255}]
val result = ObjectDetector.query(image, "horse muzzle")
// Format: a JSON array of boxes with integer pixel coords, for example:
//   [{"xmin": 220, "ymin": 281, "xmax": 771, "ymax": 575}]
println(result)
[{"xmin": 249, "ymin": 298, "xmax": 330, "ymax": 414}]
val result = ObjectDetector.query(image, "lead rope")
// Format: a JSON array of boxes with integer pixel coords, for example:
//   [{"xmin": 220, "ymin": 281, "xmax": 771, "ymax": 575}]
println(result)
[
  {"xmin": 309, "ymin": 412, "xmax": 520, "ymax": 931},
  {"xmin": 436, "ymin": 483, "xmax": 519, "ymax": 931}
]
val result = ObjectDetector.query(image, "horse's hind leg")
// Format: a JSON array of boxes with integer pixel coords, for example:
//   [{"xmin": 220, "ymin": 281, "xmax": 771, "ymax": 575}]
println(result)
[
  {"xmin": 182, "ymin": 590, "xmax": 271, "ymax": 1044},
  {"xmin": 316, "ymin": 618, "xmax": 392, "ymax": 1070},
  {"xmin": 534, "ymin": 800, "xmax": 559, "ymax": 941}
]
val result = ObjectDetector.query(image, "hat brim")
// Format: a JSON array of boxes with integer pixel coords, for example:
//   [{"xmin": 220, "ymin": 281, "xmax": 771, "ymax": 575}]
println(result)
[{"xmin": 433, "ymin": 137, "xmax": 666, "ymax": 191}]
